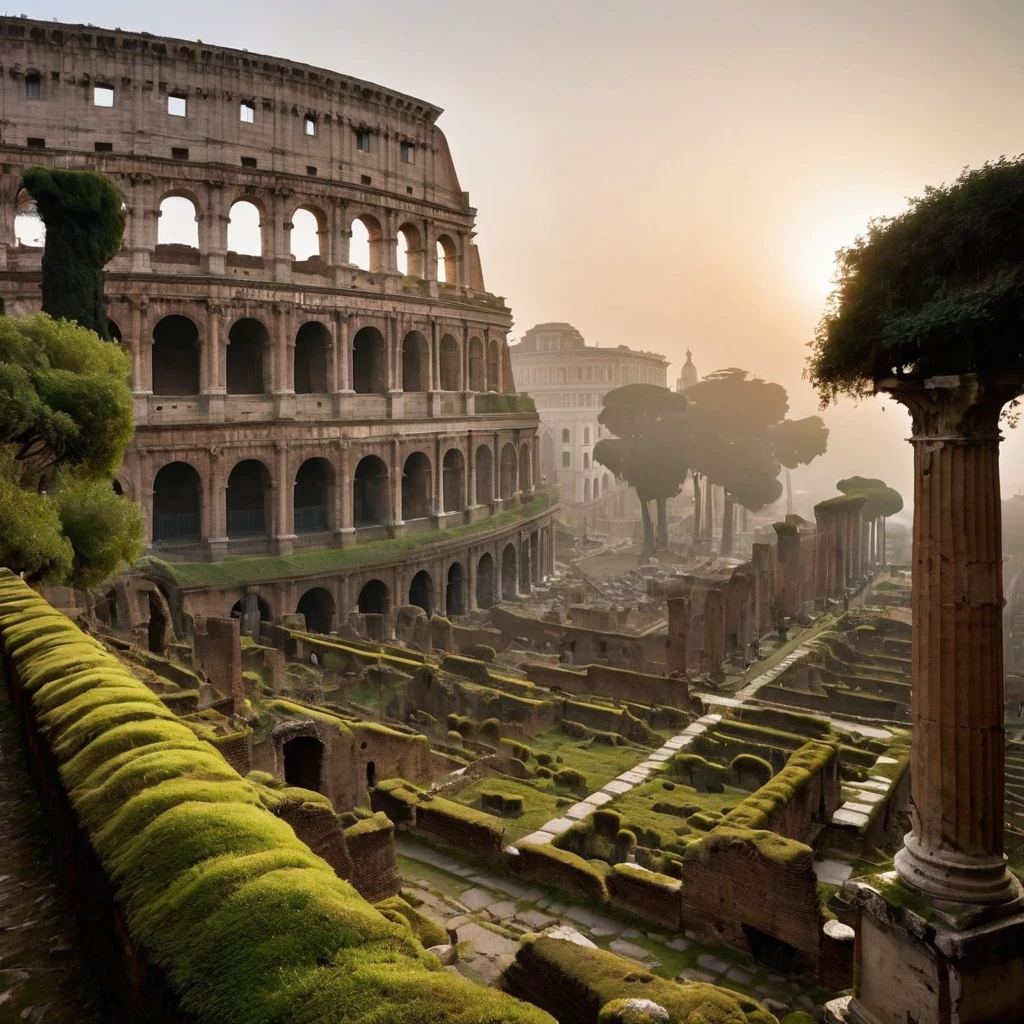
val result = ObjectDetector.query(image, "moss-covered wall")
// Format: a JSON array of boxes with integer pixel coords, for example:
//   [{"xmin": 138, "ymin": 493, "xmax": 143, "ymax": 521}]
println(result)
[{"xmin": 0, "ymin": 571, "xmax": 553, "ymax": 1024}]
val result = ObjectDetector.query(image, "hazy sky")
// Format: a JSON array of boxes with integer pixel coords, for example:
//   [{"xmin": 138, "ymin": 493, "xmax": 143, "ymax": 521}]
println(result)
[{"xmin": 35, "ymin": 0, "xmax": 1024, "ymax": 515}]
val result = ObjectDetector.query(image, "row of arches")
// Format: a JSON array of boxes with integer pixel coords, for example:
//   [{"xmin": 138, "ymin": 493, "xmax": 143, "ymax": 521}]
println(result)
[
  {"xmin": 583, "ymin": 475, "xmax": 613, "ymax": 503},
  {"xmin": 150, "ymin": 443, "xmax": 533, "ymax": 544},
  {"xmin": 147, "ymin": 314, "xmax": 502, "ymax": 395},
  {"xmin": 16, "ymin": 191, "xmax": 465, "ymax": 283},
  {"xmin": 289, "ymin": 546, "xmax": 530, "ymax": 633}
]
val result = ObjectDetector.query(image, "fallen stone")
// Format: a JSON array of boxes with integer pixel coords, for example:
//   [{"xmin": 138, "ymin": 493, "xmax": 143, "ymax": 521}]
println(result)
[
  {"xmin": 516, "ymin": 909, "xmax": 558, "ymax": 930},
  {"xmin": 544, "ymin": 924, "xmax": 597, "ymax": 948},
  {"xmin": 725, "ymin": 966, "xmax": 752, "ymax": 985},
  {"xmin": 459, "ymin": 886, "xmax": 496, "ymax": 910},
  {"xmin": 486, "ymin": 900, "xmax": 518, "ymax": 920},
  {"xmin": 609, "ymin": 939, "xmax": 659, "ymax": 965},
  {"xmin": 696, "ymin": 953, "xmax": 730, "ymax": 974},
  {"xmin": 666, "ymin": 936, "xmax": 691, "ymax": 952},
  {"xmin": 814, "ymin": 859, "xmax": 854, "ymax": 885},
  {"xmin": 677, "ymin": 968, "xmax": 718, "ymax": 984}
]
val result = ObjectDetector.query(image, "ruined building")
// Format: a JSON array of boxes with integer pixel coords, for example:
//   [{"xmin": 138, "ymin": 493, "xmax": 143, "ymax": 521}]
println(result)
[
  {"xmin": 0, "ymin": 16, "xmax": 555, "ymax": 634},
  {"xmin": 509, "ymin": 322, "xmax": 668, "ymax": 518}
]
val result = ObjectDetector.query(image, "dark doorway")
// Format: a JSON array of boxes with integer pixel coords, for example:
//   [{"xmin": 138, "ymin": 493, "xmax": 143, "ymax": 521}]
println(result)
[
  {"xmin": 741, "ymin": 924, "xmax": 799, "ymax": 973},
  {"xmin": 147, "ymin": 591, "xmax": 167, "ymax": 655},
  {"xmin": 366, "ymin": 760, "xmax": 377, "ymax": 789},
  {"xmin": 353, "ymin": 456, "xmax": 388, "ymax": 526},
  {"xmin": 401, "ymin": 452, "xmax": 432, "ymax": 521},
  {"xmin": 152, "ymin": 315, "xmax": 200, "ymax": 395},
  {"xmin": 227, "ymin": 318, "xmax": 268, "ymax": 394},
  {"xmin": 352, "ymin": 327, "xmax": 386, "ymax": 394},
  {"xmin": 446, "ymin": 562, "xmax": 466, "ymax": 617},
  {"xmin": 357, "ymin": 579, "xmax": 389, "ymax": 615},
  {"xmin": 226, "ymin": 460, "xmax": 271, "ymax": 537},
  {"xmin": 294, "ymin": 321, "xmax": 330, "ymax": 394},
  {"xmin": 501, "ymin": 544, "xmax": 517, "ymax": 601},
  {"xmin": 152, "ymin": 462, "xmax": 202, "ymax": 542},
  {"xmin": 477, "ymin": 553, "xmax": 495, "ymax": 609},
  {"xmin": 409, "ymin": 570, "xmax": 433, "ymax": 616},
  {"xmin": 296, "ymin": 587, "xmax": 335, "ymax": 634},
  {"xmin": 283, "ymin": 736, "xmax": 324, "ymax": 792}
]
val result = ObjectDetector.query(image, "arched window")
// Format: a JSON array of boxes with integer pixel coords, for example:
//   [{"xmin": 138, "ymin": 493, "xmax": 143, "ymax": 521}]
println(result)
[
  {"xmin": 352, "ymin": 327, "xmax": 387, "ymax": 394},
  {"xmin": 475, "ymin": 445, "xmax": 493, "ymax": 505},
  {"xmin": 468, "ymin": 337, "xmax": 485, "ymax": 392},
  {"xmin": 487, "ymin": 339, "xmax": 501, "ymax": 391},
  {"xmin": 397, "ymin": 223, "xmax": 423, "ymax": 277},
  {"xmin": 476, "ymin": 553, "xmax": 495, "ymax": 609},
  {"xmin": 290, "ymin": 206, "xmax": 324, "ymax": 262},
  {"xmin": 583, "ymin": 427, "xmax": 590, "ymax": 445},
  {"xmin": 583, "ymin": 453, "xmax": 590, "ymax": 469},
  {"xmin": 442, "ymin": 449, "xmax": 464, "ymax": 512},
  {"xmin": 357, "ymin": 579, "xmax": 389, "ymax": 615},
  {"xmin": 297, "ymin": 587, "xmax": 335, "ymax": 634},
  {"xmin": 439, "ymin": 334, "xmax": 460, "ymax": 390},
  {"xmin": 152, "ymin": 315, "xmax": 200, "ymax": 395},
  {"xmin": 14, "ymin": 189, "xmax": 44, "ymax": 248},
  {"xmin": 561, "ymin": 429, "xmax": 570, "ymax": 444},
  {"xmin": 157, "ymin": 194, "xmax": 199, "ymax": 249},
  {"xmin": 436, "ymin": 234, "xmax": 457, "ymax": 283},
  {"xmin": 152, "ymin": 462, "xmax": 202, "ymax": 542},
  {"xmin": 401, "ymin": 331, "xmax": 429, "ymax": 392},
  {"xmin": 603, "ymin": 473, "xmax": 610, "ymax": 494},
  {"xmin": 226, "ymin": 460, "xmax": 271, "ymax": 538},
  {"xmin": 353, "ymin": 456, "xmax": 388, "ymax": 526},
  {"xmin": 227, "ymin": 199, "xmax": 262, "ymax": 256},
  {"xmin": 409, "ymin": 570, "xmax": 433, "ymax": 616},
  {"xmin": 349, "ymin": 214, "xmax": 383, "ymax": 272},
  {"xmin": 294, "ymin": 321, "xmax": 330, "ymax": 394},
  {"xmin": 519, "ymin": 443, "xmax": 532, "ymax": 493},
  {"xmin": 401, "ymin": 452, "xmax": 432, "ymax": 521},
  {"xmin": 501, "ymin": 544, "xmax": 518, "ymax": 602},
  {"xmin": 446, "ymin": 562, "xmax": 466, "ymax": 616},
  {"xmin": 294, "ymin": 458, "xmax": 334, "ymax": 533},
  {"xmin": 227, "ymin": 318, "xmax": 269, "ymax": 394},
  {"xmin": 500, "ymin": 443, "xmax": 517, "ymax": 501}
]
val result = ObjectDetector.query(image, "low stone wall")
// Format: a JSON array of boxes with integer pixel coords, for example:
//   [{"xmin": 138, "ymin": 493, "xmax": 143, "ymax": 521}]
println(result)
[
  {"xmin": 512, "ymin": 843, "xmax": 609, "ymax": 904},
  {"xmin": 344, "ymin": 813, "xmax": 403, "ymax": 903},
  {"xmin": 681, "ymin": 827, "xmax": 821, "ymax": 974},
  {"xmin": 525, "ymin": 662, "xmax": 689, "ymax": 710},
  {"xmin": 607, "ymin": 864, "xmax": 681, "ymax": 928},
  {"xmin": 212, "ymin": 731, "xmax": 251, "ymax": 775},
  {"xmin": 278, "ymin": 802, "xmax": 356, "ymax": 881}
]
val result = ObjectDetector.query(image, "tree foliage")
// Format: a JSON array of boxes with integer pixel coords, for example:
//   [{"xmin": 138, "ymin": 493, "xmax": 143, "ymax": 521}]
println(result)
[
  {"xmin": 836, "ymin": 476, "xmax": 904, "ymax": 520},
  {"xmin": 808, "ymin": 156, "xmax": 1024, "ymax": 402},
  {"xmin": 595, "ymin": 384, "xmax": 692, "ymax": 556},
  {"xmin": 0, "ymin": 314, "xmax": 140, "ymax": 586},
  {"xmin": 21, "ymin": 167, "xmax": 124, "ymax": 340}
]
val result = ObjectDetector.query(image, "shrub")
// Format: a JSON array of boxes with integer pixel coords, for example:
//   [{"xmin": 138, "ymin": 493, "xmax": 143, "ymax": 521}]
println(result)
[
  {"xmin": 500, "ymin": 738, "xmax": 533, "ymax": 762},
  {"xmin": 730, "ymin": 753, "xmax": 773, "ymax": 790},
  {"xmin": 554, "ymin": 767, "xmax": 588, "ymax": 794},
  {"xmin": 615, "ymin": 829, "xmax": 637, "ymax": 849},
  {"xmin": 593, "ymin": 809, "xmax": 622, "ymax": 836},
  {"xmin": 536, "ymin": 752, "xmax": 553, "ymax": 766},
  {"xmin": 466, "ymin": 644, "xmax": 496, "ymax": 663},
  {"xmin": 478, "ymin": 717, "xmax": 502, "ymax": 746},
  {"xmin": 558, "ymin": 719, "xmax": 592, "ymax": 740},
  {"xmin": 536, "ymin": 766, "xmax": 553, "ymax": 780}
]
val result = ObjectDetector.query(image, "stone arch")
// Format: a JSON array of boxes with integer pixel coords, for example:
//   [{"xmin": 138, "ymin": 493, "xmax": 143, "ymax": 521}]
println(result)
[
  {"xmin": 152, "ymin": 314, "xmax": 200, "ymax": 395},
  {"xmin": 227, "ymin": 317, "xmax": 269, "ymax": 394},
  {"xmin": 297, "ymin": 586, "xmax": 335, "ymax": 634},
  {"xmin": 156, "ymin": 191, "xmax": 200, "ymax": 249},
  {"xmin": 349, "ymin": 213, "xmax": 384, "ymax": 272},
  {"xmin": 226, "ymin": 459, "xmax": 272, "ymax": 537},
  {"xmin": 562, "ymin": 428, "xmax": 571, "ymax": 444},
  {"xmin": 439, "ymin": 334, "xmax": 460, "ymax": 390},
  {"xmin": 227, "ymin": 197, "xmax": 264, "ymax": 256},
  {"xmin": 584, "ymin": 479, "xmax": 591, "ymax": 502},
  {"xmin": 152, "ymin": 462, "xmax": 201, "ymax": 542},
  {"xmin": 283, "ymin": 735, "xmax": 324, "ymax": 792},
  {"xmin": 583, "ymin": 426, "xmax": 591, "ymax": 445},
  {"xmin": 290, "ymin": 203, "xmax": 327, "ymax": 262},
  {"xmin": 401, "ymin": 331, "xmax": 429, "ymax": 392},
  {"xmin": 603, "ymin": 473, "xmax": 610, "ymax": 494},
  {"xmin": 501, "ymin": 543, "xmax": 518, "ymax": 601},
  {"xmin": 352, "ymin": 326, "xmax": 387, "ymax": 394},
  {"xmin": 353, "ymin": 455, "xmax": 389, "ymax": 526},
  {"xmin": 294, "ymin": 457, "xmax": 334, "ymax": 533},
  {"xmin": 294, "ymin": 321, "xmax": 330, "ymax": 394},
  {"xmin": 583, "ymin": 452, "xmax": 590, "ymax": 469},
  {"xmin": 519, "ymin": 443, "xmax": 532, "ymax": 493},
  {"xmin": 442, "ymin": 448, "xmax": 464, "ymax": 512},
  {"xmin": 230, "ymin": 594, "xmax": 272, "ymax": 637},
  {"xmin": 14, "ymin": 188, "xmax": 44, "ymax": 247},
  {"xmin": 409, "ymin": 570, "xmax": 434, "ymax": 616},
  {"xmin": 357, "ymin": 578, "xmax": 389, "ymax": 615},
  {"xmin": 436, "ymin": 233, "xmax": 457, "ymax": 283},
  {"xmin": 401, "ymin": 451, "xmax": 432, "ymax": 521},
  {"xmin": 500, "ymin": 443, "xmax": 518, "ymax": 501},
  {"xmin": 487, "ymin": 338, "xmax": 501, "ymax": 391},
  {"xmin": 477, "ymin": 553, "xmax": 495, "ymax": 609},
  {"xmin": 397, "ymin": 222, "xmax": 424, "ymax": 277},
  {"xmin": 107, "ymin": 317, "xmax": 123, "ymax": 343},
  {"xmin": 519, "ymin": 543, "xmax": 531, "ymax": 593},
  {"xmin": 475, "ymin": 445, "xmax": 493, "ymax": 505},
  {"xmin": 468, "ymin": 336, "xmax": 485, "ymax": 392},
  {"xmin": 446, "ymin": 562, "xmax": 466, "ymax": 616}
]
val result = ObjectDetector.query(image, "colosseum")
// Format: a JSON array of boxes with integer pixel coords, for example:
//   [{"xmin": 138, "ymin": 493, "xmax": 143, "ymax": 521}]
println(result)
[{"xmin": 0, "ymin": 16, "xmax": 555, "ymax": 636}]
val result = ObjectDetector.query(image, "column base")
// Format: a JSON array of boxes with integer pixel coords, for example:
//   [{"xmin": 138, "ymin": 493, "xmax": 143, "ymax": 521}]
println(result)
[
  {"xmin": 337, "ymin": 528, "xmax": 356, "ymax": 549},
  {"xmin": 272, "ymin": 534, "xmax": 296, "ymax": 556},
  {"xmin": 836, "ymin": 874, "xmax": 1024, "ymax": 1024},
  {"xmin": 894, "ymin": 832, "xmax": 1021, "ymax": 909}
]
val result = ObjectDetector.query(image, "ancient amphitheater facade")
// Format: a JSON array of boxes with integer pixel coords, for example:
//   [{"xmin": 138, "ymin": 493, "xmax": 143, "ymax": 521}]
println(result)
[{"xmin": 0, "ymin": 17, "xmax": 554, "ymax": 631}]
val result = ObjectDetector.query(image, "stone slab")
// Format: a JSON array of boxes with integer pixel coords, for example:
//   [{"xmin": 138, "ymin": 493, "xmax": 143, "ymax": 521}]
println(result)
[
  {"xmin": 697, "ymin": 953, "xmax": 731, "ymax": 974},
  {"xmin": 609, "ymin": 939, "xmax": 659, "ymax": 965},
  {"xmin": 459, "ymin": 886, "xmax": 496, "ymax": 910},
  {"xmin": 485, "ymin": 900, "xmax": 518, "ymax": 920},
  {"xmin": 726, "ymin": 966, "xmax": 752, "ymax": 984},
  {"xmin": 678, "ymin": 968, "xmax": 718, "ymax": 984},
  {"xmin": 586, "ymin": 791, "xmax": 613, "ymax": 806},
  {"xmin": 602, "ymin": 780, "xmax": 633, "ymax": 795},
  {"xmin": 841, "ymin": 801, "xmax": 875, "ymax": 815},
  {"xmin": 544, "ymin": 925, "xmax": 596, "ymax": 948},
  {"xmin": 832, "ymin": 807, "xmax": 870, "ymax": 828},
  {"xmin": 565, "ymin": 802, "xmax": 594, "ymax": 820},
  {"xmin": 516, "ymin": 909, "xmax": 558, "ymax": 930},
  {"xmin": 516, "ymin": 830, "xmax": 556, "ymax": 846},
  {"xmin": 814, "ymin": 859, "xmax": 854, "ymax": 885},
  {"xmin": 540, "ymin": 817, "xmax": 576, "ymax": 835}
]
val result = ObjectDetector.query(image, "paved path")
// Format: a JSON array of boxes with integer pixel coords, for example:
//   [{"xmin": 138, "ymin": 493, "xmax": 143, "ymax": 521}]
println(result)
[{"xmin": 513, "ymin": 644, "xmax": 813, "ymax": 848}]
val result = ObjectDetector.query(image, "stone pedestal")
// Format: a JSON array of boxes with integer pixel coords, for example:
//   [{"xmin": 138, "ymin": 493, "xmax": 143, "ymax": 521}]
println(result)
[{"xmin": 825, "ymin": 876, "xmax": 1024, "ymax": 1024}]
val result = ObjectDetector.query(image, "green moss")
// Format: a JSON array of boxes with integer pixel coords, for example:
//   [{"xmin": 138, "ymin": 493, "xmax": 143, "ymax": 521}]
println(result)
[{"xmin": 374, "ymin": 895, "xmax": 448, "ymax": 948}]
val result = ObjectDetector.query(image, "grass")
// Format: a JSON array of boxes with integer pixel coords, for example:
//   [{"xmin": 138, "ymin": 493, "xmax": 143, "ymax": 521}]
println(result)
[
  {"xmin": 453, "ymin": 777, "xmax": 565, "ymax": 843},
  {"xmin": 140, "ymin": 494, "xmax": 550, "ymax": 588},
  {"xmin": 527, "ymin": 728, "xmax": 650, "ymax": 791}
]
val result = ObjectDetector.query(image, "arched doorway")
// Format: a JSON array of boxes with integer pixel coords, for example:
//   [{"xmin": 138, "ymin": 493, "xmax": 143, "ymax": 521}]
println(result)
[
  {"xmin": 397, "ymin": 222, "xmax": 423, "ymax": 277},
  {"xmin": 401, "ymin": 332, "xmax": 429, "ymax": 392},
  {"xmin": 357, "ymin": 579, "xmax": 389, "ymax": 615},
  {"xmin": 230, "ymin": 594, "xmax": 272, "ymax": 637},
  {"xmin": 446, "ymin": 562, "xmax": 466, "ymax": 617},
  {"xmin": 500, "ymin": 443, "xmax": 517, "ymax": 501},
  {"xmin": 296, "ymin": 587, "xmax": 335, "ymax": 634},
  {"xmin": 283, "ymin": 736, "xmax": 323, "ymax": 792},
  {"xmin": 401, "ymin": 452, "xmax": 432, "ymax": 521},
  {"xmin": 353, "ymin": 456, "xmax": 388, "ymax": 526},
  {"xmin": 468, "ymin": 337, "xmax": 485, "ymax": 391},
  {"xmin": 152, "ymin": 462, "xmax": 201, "ymax": 542},
  {"xmin": 520, "ymin": 545, "xmax": 531, "ymax": 593},
  {"xmin": 409, "ymin": 570, "xmax": 434, "ymax": 616},
  {"xmin": 487, "ymin": 339, "xmax": 501, "ymax": 391},
  {"xmin": 442, "ymin": 449, "xmax": 464, "ymax": 512},
  {"xmin": 227, "ymin": 318, "xmax": 269, "ymax": 394},
  {"xmin": 477, "ymin": 553, "xmax": 495, "ymax": 609},
  {"xmin": 519, "ymin": 443, "xmax": 532, "ymax": 494},
  {"xmin": 147, "ymin": 591, "xmax": 168, "ymax": 655},
  {"xmin": 475, "ymin": 445, "xmax": 493, "ymax": 505},
  {"xmin": 294, "ymin": 458, "xmax": 333, "ymax": 534},
  {"xmin": 227, "ymin": 460, "xmax": 271, "ymax": 537},
  {"xmin": 352, "ymin": 327, "xmax": 386, "ymax": 393},
  {"xmin": 294, "ymin": 321, "xmax": 330, "ymax": 394},
  {"xmin": 439, "ymin": 334, "xmax": 460, "ymax": 390},
  {"xmin": 152, "ymin": 315, "xmax": 200, "ymax": 395},
  {"xmin": 501, "ymin": 544, "xmax": 518, "ymax": 601},
  {"xmin": 366, "ymin": 760, "xmax": 377, "ymax": 789}
]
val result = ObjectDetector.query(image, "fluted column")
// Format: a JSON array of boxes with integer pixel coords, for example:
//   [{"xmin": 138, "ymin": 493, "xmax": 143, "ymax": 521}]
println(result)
[{"xmin": 888, "ymin": 374, "xmax": 1020, "ymax": 906}]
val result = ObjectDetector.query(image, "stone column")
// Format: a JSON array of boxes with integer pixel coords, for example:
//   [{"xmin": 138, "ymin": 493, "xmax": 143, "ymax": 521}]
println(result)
[
  {"xmin": 273, "ymin": 443, "xmax": 294, "ymax": 555},
  {"xmin": 702, "ymin": 587, "xmax": 726, "ymax": 682},
  {"xmin": 208, "ymin": 450, "xmax": 228, "ymax": 557},
  {"xmin": 666, "ymin": 596, "xmax": 690, "ymax": 684},
  {"xmin": 813, "ymin": 503, "xmax": 832, "ymax": 609},
  {"xmin": 885, "ymin": 375, "xmax": 1020, "ymax": 905},
  {"xmin": 773, "ymin": 522, "xmax": 799, "ymax": 620}
]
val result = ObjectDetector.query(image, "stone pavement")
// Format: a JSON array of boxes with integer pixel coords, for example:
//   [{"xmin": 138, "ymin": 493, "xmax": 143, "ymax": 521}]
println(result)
[{"xmin": 396, "ymin": 836, "xmax": 818, "ymax": 1016}]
